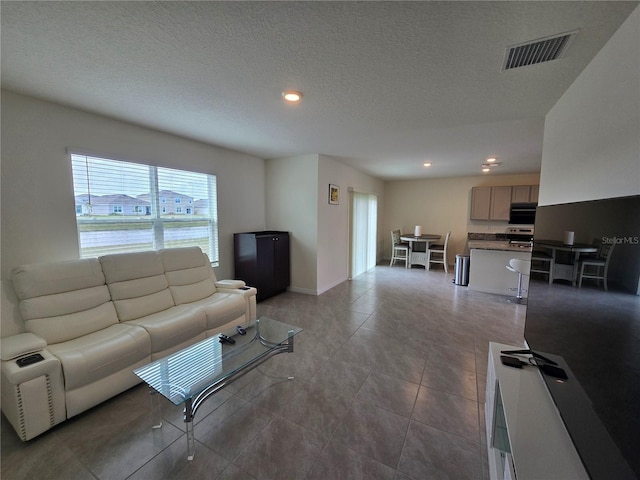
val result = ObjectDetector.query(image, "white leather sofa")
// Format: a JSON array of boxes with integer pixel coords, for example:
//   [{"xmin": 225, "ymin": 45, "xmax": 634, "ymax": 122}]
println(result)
[{"xmin": 0, "ymin": 247, "xmax": 256, "ymax": 441}]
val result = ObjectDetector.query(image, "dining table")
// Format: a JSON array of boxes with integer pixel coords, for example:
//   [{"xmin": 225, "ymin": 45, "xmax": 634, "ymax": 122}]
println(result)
[
  {"xmin": 534, "ymin": 239, "xmax": 598, "ymax": 286},
  {"xmin": 400, "ymin": 234, "xmax": 442, "ymax": 269}
]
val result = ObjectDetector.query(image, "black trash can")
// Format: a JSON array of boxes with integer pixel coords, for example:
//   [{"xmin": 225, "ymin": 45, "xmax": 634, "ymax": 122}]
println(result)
[{"xmin": 454, "ymin": 254, "xmax": 470, "ymax": 286}]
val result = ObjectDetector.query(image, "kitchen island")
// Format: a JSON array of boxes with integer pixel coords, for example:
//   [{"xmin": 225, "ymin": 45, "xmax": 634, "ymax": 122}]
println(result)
[{"xmin": 468, "ymin": 241, "xmax": 532, "ymax": 297}]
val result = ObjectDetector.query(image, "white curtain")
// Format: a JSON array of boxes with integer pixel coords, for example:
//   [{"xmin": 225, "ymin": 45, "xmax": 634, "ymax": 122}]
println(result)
[{"xmin": 350, "ymin": 191, "xmax": 378, "ymax": 278}]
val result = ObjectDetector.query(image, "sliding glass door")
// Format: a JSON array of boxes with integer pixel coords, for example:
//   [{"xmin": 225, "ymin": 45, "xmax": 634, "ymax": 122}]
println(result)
[{"xmin": 350, "ymin": 191, "xmax": 378, "ymax": 279}]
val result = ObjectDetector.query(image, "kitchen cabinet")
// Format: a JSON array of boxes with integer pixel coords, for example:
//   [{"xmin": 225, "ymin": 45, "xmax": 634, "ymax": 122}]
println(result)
[
  {"xmin": 471, "ymin": 186, "xmax": 511, "ymax": 220},
  {"xmin": 512, "ymin": 185, "xmax": 531, "ymax": 203},
  {"xmin": 471, "ymin": 185, "xmax": 539, "ymax": 221},
  {"xmin": 511, "ymin": 185, "xmax": 539, "ymax": 203},
  {"xmin": 470, "ymin": 187, "xmax": 492, "ymax": 220},
  {"xmin": 490, "ymin": 186, "xmax": 512, "ymax": 220},
  {"xmin": 234, "ymin": 231, "xmax": 290, "ymax": 302}
]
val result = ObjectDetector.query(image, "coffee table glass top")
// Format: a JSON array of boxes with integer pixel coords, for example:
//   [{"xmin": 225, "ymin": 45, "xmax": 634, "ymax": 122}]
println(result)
[{"xmin": 133, "ymin": 317, "xmax": 302, "ymax": 405}]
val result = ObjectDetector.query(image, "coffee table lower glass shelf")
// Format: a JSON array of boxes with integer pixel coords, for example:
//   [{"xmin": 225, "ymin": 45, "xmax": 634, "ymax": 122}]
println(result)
[{"xmin": 133, "ymin": 317, "xmax": 302, "ymax": 460}]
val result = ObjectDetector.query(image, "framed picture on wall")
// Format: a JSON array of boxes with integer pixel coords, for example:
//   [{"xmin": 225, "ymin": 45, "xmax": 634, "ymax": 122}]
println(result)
[{"xmin": 329, "ymin": 184, "xmax": 339, "ymax": 205}]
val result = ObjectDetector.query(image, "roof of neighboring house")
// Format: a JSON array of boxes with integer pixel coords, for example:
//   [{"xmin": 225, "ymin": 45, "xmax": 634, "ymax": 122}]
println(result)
[
  {"xmin": 75, "ymin": 194, "xmax": 150, "ymax": 205},
  {"xmin": 137, "ymin": 190, "xmax": 193, "ymax": 201}
]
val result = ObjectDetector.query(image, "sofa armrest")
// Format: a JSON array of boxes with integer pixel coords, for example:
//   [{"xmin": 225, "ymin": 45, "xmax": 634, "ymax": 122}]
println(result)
[
  {"xmin": 215, "ymin": 284, "xmax": 257, "ymax": 322},
  {"xmin": 0, "ymin": 333, "xmax": 47, "ymax": 361},
  {"xmin": 1, "ymin": 349, "xmax": 66, "ymax": 441},
  {"xmin": 1, "ymin": 335, "xmax": 66, "ymax": 442},
  {"xmin": 214, "ymin": 279, "xmax": 246, "ymax": 289}
]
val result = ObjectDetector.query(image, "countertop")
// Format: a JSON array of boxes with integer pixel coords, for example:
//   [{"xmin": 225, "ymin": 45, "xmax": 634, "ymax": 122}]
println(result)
[{"xmin": 468, "ymin": 240, "xmax": 532, "ymax": 253}]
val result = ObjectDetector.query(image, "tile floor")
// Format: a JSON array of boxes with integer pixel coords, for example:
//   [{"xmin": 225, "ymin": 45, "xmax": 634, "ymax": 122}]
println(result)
[{"xmin": 1, "ymin": 264, "xmax": 527, "ymax": 480}]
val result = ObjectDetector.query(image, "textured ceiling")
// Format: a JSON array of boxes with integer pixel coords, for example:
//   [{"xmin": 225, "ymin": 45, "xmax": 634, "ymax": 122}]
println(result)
[{"xmin": 2, "ymin": 1, "xmax": 637, "ymax": 180}]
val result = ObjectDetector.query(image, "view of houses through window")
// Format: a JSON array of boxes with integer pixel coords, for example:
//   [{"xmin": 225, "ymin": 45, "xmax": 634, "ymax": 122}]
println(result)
[{"xmin": 70, "ymin": 154, "xmax": 219, "ymax": 263}]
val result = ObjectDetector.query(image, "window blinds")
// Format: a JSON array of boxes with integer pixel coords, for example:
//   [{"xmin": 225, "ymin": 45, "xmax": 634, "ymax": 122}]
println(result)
[{"xmin": 70, "ymin": 154, "xmax": 219, "ymax": 263}]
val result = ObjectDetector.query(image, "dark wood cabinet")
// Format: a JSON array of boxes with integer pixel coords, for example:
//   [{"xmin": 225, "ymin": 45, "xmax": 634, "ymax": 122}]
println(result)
[{"xmin": 234, "ymin": 231, "xmax": 290, "ymax": 302}]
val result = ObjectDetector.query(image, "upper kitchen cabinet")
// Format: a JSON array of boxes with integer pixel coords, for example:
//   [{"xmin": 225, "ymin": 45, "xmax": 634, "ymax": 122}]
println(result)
[
  {"xmin": 470, "ymin": 187, "xmax": 492, "ymax": 220},
  {"xmin": 471, "ymin": 186, "xmax": 512, "ymax": 220},
  {"xmin": 530, "ymin": 185, "xmax": 539, "ymax": 203},
  {"xmin": 512, "ymin": 185, "xmax": 539, "ymax": 203},
  {"xmin": 490, "ymin": 186, "xmax": 512, "ymax": 220},
  {"xmin": 471, "ymin": 185, "xmax": 539, "ymax": 221}
]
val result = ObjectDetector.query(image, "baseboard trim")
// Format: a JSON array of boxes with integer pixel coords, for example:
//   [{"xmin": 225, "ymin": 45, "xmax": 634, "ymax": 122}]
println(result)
[
  {"xmin": 287, "ymin": 286, "xmax": 317, "ymax": 296},
  {"xmin": 288, "ymin": 276, "xmax": 347, "ymax": 297}
]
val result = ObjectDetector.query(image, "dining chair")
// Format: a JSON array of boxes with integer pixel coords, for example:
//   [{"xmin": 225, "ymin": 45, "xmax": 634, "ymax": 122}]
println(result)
[
  {"xmin": 427, "ymin": 231, "xmax": 451, "ymax": 272},
  {"xmin": 506, "ymin": 258, "xmax": 531, "ymax": 303},
  {"xmin": 390, "ymin": 229, "xmax": 410, "ymax": 267},
  {"xmin": 578, "ymin": 242, "xmax": 615, "ymax": 290},
  {"xmin": 530, "ymin": 249, "xmax": 553, "ymax": 281}
]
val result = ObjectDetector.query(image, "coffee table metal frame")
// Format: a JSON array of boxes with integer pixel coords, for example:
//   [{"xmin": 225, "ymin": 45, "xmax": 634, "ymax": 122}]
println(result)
[{"xmin": 133, "ymin": 317, "xmax": 301, "ymax": 460}]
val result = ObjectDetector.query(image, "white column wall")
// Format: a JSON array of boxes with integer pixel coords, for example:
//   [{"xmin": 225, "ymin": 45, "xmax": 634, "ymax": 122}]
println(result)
[
  {"xmin": 265, "ymin": 155, "xmax": 319, "ymax": 295},
  {"xmin": 265, "ymin": 154, "xmax": 384, "ymax": 296},
  {"xmin": 317, "ymin": 155, "xmax": 384, "ymax": 293},
  {"xmin": 539, "ymin": 6, "xmax": 640, "ymax": 206}
]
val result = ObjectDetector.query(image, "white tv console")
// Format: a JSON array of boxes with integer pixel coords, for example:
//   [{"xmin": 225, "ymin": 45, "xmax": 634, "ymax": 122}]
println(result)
[{"xmin": 485, "ymin": 342, "xmax": 589, "ymax": 480}]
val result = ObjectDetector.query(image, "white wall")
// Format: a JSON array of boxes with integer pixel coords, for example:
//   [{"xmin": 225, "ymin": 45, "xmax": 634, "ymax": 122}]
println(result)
[
  {"xmin": 1, "ymin": 90, "xmax": 266, "ymax": 336},
  {"xmin": 384, "ymin": 173, "xmax": 541, "ymax": 265},
  {"xmin": 539, "ymin": 6, "xmax": 640, "ymax": 206},
  {"xmin": 265, "ymin": 155, "xmax": 319, "ymax": 295},
  {"xmin": 266, "ymin": 154, "xmax": 384, "ymax": 296},
  {"xmin": 317, "ymin": 155, "xmax": 385, "ymax": 293}
]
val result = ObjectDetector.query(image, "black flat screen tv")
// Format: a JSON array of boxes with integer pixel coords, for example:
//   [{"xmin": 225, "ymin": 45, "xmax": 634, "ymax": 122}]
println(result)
[{"xmin": 525, "ymin": 195, "xmax": 640, "ymax": 479}]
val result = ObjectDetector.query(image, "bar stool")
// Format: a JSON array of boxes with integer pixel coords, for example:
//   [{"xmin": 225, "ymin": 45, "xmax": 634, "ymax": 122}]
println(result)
[{"xmin": 506, "ymin": 258, "xmax": 531, "ymax": 304}]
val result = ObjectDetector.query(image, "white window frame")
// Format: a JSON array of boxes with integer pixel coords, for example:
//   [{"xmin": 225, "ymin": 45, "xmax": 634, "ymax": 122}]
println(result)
[{"xmin": 70, "ymin": 152, "xmax": 219, "ymax": 264}]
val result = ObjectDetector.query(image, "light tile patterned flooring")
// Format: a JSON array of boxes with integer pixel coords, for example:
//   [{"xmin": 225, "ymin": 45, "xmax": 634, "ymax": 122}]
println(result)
[{"xmin": 1, "ymin": 264, "xmax": 527, "ymax": 480}]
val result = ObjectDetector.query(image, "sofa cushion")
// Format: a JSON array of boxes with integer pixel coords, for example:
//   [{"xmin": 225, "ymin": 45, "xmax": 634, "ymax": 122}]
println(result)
[
  {"xmin": 186, "ymin": 292, "xmax": 247, "ymax": 332},
  {"xmin": 12, "ymin": 258, "xmax": 106, "ymax": 299},
  {"xmin": 24, "ymin": 301, "xmax": 119, "ymax": 345},
  {"xmin": 99, "ymin": 250, "xmax": 163, "ymax": 283},
  {"xmin": 160, "ymin": 246, "xmax": 208, "ymax": 272},
  {"xmin": 167, "ymin": 269, "xmax": 216, "ymax": 305},
  {"xmin": 12, "ymin": 259, "xmax": 118, "ymax": 343},
  {"xmin": 47, "ymin": 323, "xmax": 151, "ymax": 391},
  {"xmin": 159, "ymin": 247, "xmax": 217, "ymax": 304},
  {"xmin": 107, "ymin": 279, "xmax": 175, "ymax": 322},
  {"xmin": 124, "ymin": 305, "xmax": 206, "ymax": 355},
  {"xmin": 99, "ymin": 251, "xmax": 175, "ymax": 321}
]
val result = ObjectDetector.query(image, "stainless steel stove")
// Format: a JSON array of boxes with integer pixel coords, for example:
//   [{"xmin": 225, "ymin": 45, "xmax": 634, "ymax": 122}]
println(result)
[{"xmin": 506, "ymin": 227, "xmax": 534, "ymax": 247}]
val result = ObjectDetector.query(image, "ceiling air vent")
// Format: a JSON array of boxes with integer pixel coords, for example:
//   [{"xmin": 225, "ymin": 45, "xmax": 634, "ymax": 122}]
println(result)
[{"xmin": 503, "ymin": 31, "xmax": 577, "ymax": 70}]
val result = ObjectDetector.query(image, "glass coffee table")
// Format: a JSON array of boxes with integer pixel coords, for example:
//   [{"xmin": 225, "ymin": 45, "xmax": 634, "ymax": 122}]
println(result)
[{"xmin": 133, "ymin": 317, "xmax": 302, "ymax": 460}]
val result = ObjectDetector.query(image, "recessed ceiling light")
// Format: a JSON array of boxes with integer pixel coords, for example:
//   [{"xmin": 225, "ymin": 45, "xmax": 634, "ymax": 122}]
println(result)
[
  {"xmin": 486, "ymin": 158, "xmax": 497, "ymax": 163},
  {"xmin": 482, "ymin": 168, "xmax": 491, "ymax": 173},
  {"xmin": 423, "ymin": 162, "xmax": 432, "ymax": 167},
  {"xmin": 282, "ymin": 91, "xmax": 303, "ymax": 102}
]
